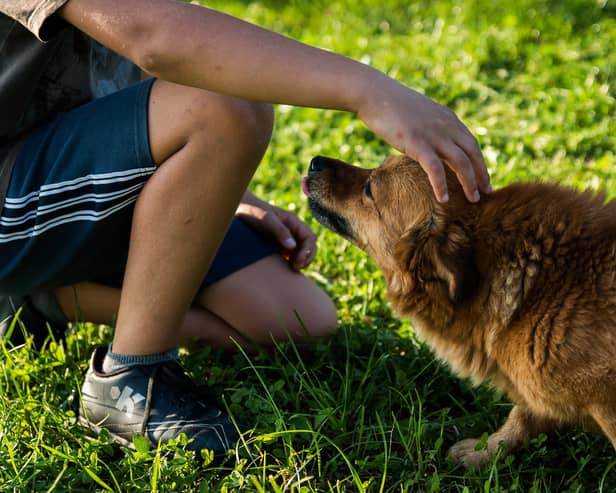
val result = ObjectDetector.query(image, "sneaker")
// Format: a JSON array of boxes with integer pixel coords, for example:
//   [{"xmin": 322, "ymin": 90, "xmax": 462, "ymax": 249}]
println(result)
[{"xmin": 78, "ymin": 347, "xmax": 239, "ymax": 453}]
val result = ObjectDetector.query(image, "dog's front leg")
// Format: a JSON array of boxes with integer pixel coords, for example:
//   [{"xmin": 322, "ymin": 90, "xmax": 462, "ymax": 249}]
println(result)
[
  {"xmin": 587, "ymin": 403, "xmax": 616, "ymax": 450},
  {"xmin": 448, "ymin": 404, "xmax": 558, "ymax": 469}
]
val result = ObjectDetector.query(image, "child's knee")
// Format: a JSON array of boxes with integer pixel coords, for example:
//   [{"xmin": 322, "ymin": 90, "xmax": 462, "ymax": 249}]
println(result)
[
  {"xmin": 148, "ymin": 80, "xmax": 274, "ymax": 164},
  {"xmin": 269, "ymin": 283, "xmax": 338, "ymax": 342},
  {"xmin": 299, "ymin": 290, "xmax": 338, "ymax": 339},
  {"xmin": 211, "ymin": 97, "xmax": 274, "ymax": 156}
]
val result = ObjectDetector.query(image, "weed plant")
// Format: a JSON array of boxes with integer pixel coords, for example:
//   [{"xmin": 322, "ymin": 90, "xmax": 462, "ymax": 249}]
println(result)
[{"xmin": 1, "ymin": 0, "xmax": 615, "ymax": 491}]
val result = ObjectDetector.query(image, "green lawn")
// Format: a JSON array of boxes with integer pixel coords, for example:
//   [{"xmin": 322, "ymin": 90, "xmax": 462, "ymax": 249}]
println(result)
[{"xmin": 1, "ymin": 0, "xmax": 615, "ymax": 491}]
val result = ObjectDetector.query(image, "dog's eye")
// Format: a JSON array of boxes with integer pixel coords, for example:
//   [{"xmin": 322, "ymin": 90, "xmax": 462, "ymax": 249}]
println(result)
[{"xmin": 363, "ymin": 181, "xmax": 373, "ymax": 200}]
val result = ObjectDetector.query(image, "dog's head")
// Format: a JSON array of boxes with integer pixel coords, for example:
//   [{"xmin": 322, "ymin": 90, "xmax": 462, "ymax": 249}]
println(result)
[{"xmin": 303, "ymin": 155, "xmax": 478, "ymax": 304}]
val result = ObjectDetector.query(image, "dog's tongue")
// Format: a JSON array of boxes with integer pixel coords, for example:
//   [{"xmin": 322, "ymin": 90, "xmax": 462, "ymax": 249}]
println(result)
[{"xmin": 301, "ymin": 176, "xmax": 311, "ymax": 197}]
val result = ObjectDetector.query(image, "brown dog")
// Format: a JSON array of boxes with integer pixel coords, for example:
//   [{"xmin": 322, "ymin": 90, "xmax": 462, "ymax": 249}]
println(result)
[{"xmin": 303, "ymin": 154, "xmax": 616, "ymax": 468}]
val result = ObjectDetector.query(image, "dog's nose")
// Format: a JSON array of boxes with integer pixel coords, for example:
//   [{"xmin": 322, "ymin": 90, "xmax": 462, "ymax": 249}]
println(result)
[
  {"xmin": 309, "ymin": 155, "xmax": 327, "ymax": 173},
  {"xmin": 308, "ymin": 156, "xmax": 331, "ymax": 173}
]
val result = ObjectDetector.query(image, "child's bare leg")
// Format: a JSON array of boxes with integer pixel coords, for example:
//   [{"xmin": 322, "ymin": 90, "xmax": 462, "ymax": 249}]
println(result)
[
  {"xmin": 111, "ymin": 80, "xmax": 273, "ymax": 355},
  {"xmin": 55, "ymin": 281, "xmax": 253, "ymax": 349},
  {"xmin": 194, "ymin": 254, "xmax": 337, "ymax": 345},
  {"xmin": 55, "ymin": 255, "xmax": 337, "ymax": 350}
]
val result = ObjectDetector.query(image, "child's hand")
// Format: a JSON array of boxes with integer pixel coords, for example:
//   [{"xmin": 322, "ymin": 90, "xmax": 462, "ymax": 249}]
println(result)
[
  {"xmin": 356, "ymin": 73, "xmax": 491, "ymax": 203},
  {"xmin": 236, "ymin": 200, "xmax": 316, "ymax": 271}
]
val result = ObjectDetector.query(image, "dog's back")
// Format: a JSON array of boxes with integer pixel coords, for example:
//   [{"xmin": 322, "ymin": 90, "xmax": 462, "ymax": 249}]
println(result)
[
  {"xmin": 404, "ymin": 180, "xmax": 616, "ymax": 460},
  {"xmin": 472, "ymin": 184, "xmax": 616, "ymax": 419}
]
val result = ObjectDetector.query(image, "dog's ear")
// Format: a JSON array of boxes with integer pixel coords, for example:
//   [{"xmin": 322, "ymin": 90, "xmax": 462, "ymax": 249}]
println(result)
[{"xmin": 394, "ymin": 217, "xmax": 478, "ymax": 303}]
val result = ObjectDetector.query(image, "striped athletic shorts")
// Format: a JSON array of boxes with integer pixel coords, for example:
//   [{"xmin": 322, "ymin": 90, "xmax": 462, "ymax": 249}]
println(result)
[{"xmin": 0, "ymin": 78, "xmax": 278, "ymax": 301}]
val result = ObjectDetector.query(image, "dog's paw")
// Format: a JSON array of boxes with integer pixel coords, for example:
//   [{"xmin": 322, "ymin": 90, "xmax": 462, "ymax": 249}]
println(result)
[{"xmin": 448, "ymin": 438, "xmax": 495, "ymax": 469}]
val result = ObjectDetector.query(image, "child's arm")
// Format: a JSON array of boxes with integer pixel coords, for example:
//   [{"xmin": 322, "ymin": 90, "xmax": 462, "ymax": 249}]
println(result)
[{"xmin": 59, "ymin": 0, "xmax": 490, "ymax": 203}]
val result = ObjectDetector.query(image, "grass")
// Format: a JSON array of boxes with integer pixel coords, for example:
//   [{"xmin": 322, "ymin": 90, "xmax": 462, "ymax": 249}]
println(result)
[{"xmin": 1, "ymin": 0, "xmax": 615, "ymax": 491}]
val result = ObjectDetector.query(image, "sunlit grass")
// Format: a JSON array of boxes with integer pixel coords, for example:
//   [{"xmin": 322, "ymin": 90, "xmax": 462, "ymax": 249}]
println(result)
[{"xmin": 1, "ymin": 0, "xmax": 614, "ymax": 491}]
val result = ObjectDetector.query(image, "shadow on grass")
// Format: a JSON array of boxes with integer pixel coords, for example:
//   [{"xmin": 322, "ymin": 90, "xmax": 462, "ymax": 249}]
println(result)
[{"xmin": 183, "ymin": 319, "xmax": 616, "ymax": 491}]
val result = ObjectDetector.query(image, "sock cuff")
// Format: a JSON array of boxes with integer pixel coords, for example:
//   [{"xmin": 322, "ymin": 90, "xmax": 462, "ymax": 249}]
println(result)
[{"xmin": 103, "ymin": 343, "xmax": 179, "ymax": 372}]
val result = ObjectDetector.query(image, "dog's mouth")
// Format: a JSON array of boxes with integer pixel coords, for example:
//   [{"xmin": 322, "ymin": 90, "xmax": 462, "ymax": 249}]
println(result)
[
  {"xmin": 302, "ymin": 175, "xmax": 355, "ymax": 241},
  {"xmin": 301, "ymin": 176, "xmax": 312, "ymax": 198},
  {"xmin": 308, "ymin": 199, "xmax": 355, "ymax": 240}
]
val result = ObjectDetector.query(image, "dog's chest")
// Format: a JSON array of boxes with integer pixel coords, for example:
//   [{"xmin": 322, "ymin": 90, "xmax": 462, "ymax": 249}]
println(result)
[{"xmin": 410, "ymin": 316, "xmax": 498, "ymax": 386}]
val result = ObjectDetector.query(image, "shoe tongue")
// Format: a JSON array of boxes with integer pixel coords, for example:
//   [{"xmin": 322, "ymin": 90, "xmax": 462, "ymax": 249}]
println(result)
[
  {"xmin": 157, "ymin": 359, "xmax": 194, "ymax": 389},
  {"xmin": 156, "ymin": 360, "xmax": 217, "ymax": 404}
]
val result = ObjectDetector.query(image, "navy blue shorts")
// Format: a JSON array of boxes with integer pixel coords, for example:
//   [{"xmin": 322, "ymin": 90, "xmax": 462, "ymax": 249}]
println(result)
[{"xmin": 0, "ymin": 79, "xmax": 278, "ymax": 297}]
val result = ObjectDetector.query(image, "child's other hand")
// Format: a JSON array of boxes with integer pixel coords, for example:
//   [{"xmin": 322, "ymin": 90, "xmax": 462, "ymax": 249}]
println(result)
[{"xmin": 236, "ymin": 201, "xmax": 316, "ymax": 271}]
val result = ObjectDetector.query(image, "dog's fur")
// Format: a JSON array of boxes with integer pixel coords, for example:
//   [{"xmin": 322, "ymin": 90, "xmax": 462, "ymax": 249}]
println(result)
[{"xmin": 304, "ymin": 154, "xmax": 616, "ymax": 468}]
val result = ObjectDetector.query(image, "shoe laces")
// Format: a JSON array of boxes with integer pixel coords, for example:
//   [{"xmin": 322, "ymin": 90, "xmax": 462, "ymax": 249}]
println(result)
[{"xmin": 151, "ymin": 360, "xmax": 220, "ymax": 412}]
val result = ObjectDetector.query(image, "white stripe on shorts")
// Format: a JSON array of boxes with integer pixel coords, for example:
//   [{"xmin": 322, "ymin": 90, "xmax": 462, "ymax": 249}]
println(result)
[
  {"xmin": 3, "ymin": 167, "xmax": 156, "ymax": 208},
  {"xmin": 0, "ymin": 196, "xmax": 140, "ymax": 243},
  {"xmin": 0, "ymin": 167, "xmax": 156, "ymax": 243},
  {"xmin": 0, "ymin": 182, "xmax": 145, "ymax": 226}
]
